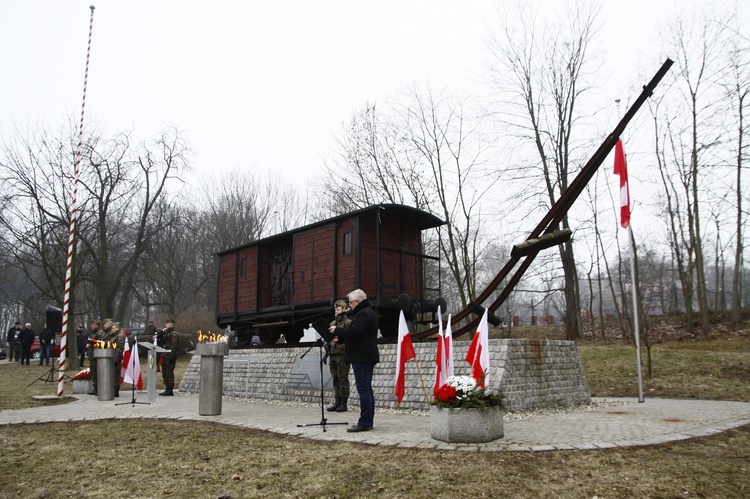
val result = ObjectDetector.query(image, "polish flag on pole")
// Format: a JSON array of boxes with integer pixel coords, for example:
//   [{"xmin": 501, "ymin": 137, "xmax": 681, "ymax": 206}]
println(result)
[
  {"xmin": 120, "ymin": 339, "xmax": 131, "ymax": 383},
  {"xmin": 465, "ymin": 308, "xmax": 490, "ymax": 387},
  {"xmin": 395, "ymin": 310, "xmax": 416, "ymax": 403},
  {"xmin": 433, "ymin": 306, "xmax": 446, "ymax": 396},
  {"xmin": 613, "ymin": 139, "xmax": 631, "ymax": 229},
  {"xmin": 124, "ymin": 339, "xmax": 143, "ymax": 390},
  {"xmin": 444, "ymin": 314, "xmax": 454, "ymax": 378}
]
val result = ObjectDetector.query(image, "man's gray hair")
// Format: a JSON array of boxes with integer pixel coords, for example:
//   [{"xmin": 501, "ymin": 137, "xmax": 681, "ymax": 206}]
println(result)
[{"xmin": 347, "ymin": 289, "xmax": 367, "ymax": 303}]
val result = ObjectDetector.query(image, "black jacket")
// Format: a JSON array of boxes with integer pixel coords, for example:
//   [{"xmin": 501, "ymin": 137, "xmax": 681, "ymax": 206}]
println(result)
[
  {"xmin": 19, "ymin": 327, "xmax": 35, "ymax": 346},
  {"xmin": 76, "ymin": 330, "xmax": 88, "ymax": 350},
  {"xmin": 333, "ymin": 300, "xmax": 379, "ymax": 365},
  {"xmin": 39, "ymin": 328, "xmax": 55, "ymax": 345}
]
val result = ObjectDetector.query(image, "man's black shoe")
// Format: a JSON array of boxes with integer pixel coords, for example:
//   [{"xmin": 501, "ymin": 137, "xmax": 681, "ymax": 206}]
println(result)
[{"xmin": 346, "ymin": 425, "xmax": 372, "ymax": 433}]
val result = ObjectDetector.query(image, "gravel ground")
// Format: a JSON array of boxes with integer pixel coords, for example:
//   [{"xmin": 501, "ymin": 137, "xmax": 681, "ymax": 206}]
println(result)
[{"xmin": 218, "ymin": 393, "xmax": 633, "ymax": 421}]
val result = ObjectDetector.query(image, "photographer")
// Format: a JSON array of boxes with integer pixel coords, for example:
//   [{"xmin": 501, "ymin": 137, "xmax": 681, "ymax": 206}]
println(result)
[{"xmin": 325, "ymin": 300, "xmax": 351, "ymax": 412}]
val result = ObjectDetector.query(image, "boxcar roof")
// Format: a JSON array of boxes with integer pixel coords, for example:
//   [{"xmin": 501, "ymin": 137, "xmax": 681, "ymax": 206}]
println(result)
[{"xmin": 217, "ymin": 204, "xmax": 444, "ymax": 256}]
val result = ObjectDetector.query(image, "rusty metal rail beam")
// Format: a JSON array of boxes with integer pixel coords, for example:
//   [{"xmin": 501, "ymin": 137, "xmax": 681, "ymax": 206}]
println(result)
[{"xmin": 409, "ymin": 57, "xmax": 674, "ymax": 341}]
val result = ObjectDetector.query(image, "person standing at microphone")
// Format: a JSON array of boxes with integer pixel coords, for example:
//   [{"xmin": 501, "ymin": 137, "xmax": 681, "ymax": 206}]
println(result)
[{"xmin": 329, "ymin": 289, "xmax": 379, "ymax": 432}]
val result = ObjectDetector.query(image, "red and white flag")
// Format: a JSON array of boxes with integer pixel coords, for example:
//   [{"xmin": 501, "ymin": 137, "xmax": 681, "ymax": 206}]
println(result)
[
  {"xmin": 614, "ymin": 139, "xmax": 630, "ymax": 229},
  {"xmin": 433, "ymin": 308, "xmax": 455, "ymax": 396},
  {"xmin": 395, "ymin": 310, "xmax": 416, "ymax": 403},
  {"xmin": 444, "ymin": 314, "xmax": 454, "ymax": 378},
  {"xmin": 465, "ymin": 308, "xmax": 490, "ymax": 387},
  {"xmin": 123, "ymin": 339, "xmax": 143, "ymax": 390},
  {"xmin": 120, "ymin": 339, "xmax": 131, "ymax": 383},
  {"xmin": 433, "ymin": 306, "xmax": 446, "ymax": 396}
]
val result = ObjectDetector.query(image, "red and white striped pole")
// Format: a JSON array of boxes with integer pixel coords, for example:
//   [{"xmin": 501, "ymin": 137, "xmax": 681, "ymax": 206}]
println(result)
[{"xmin": 58, "ymin": 5, "xmax": 96, "ymax": 397}]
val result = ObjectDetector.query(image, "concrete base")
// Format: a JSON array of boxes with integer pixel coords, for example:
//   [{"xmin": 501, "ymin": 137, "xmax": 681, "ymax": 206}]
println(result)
[{"xmin": 73, "ymin": 379, "xmax": 93, "ymax": 394}]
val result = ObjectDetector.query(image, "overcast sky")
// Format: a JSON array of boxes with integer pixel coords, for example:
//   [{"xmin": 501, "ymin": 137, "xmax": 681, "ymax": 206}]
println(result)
[{"xmin": 1, "ymin": 0, "xmax": 746, "ymax": 190}]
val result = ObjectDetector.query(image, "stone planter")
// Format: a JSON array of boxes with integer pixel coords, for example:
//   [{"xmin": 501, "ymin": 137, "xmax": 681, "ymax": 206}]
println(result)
[
  {"xmin": 73, "ymin": 379, "xmax": 93, "ymax": 394},
  {"xmin": 430, "ymin": 405, "xmax": 504, "ymax": 443}
]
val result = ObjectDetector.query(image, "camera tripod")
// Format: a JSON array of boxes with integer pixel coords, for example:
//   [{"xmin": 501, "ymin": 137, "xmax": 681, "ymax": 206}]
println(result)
[
  {"xmin": 27, "ymin": 364, "xmax": 72, "ymax": 387},
  {"xmin": 296, "ymin": 338, "xmax": 348, "ymax": 432}
]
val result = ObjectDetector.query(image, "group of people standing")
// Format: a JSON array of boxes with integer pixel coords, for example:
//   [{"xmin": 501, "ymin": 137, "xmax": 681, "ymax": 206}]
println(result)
[
  {"xmin": 86, "ymin": 318, "xmax": 125, "ymax": 397},
  {"xmin": 4, "ymin": 322, "xmax": 55, "ymax": 366},
  {"xmin": 85, "ymin": 318, "xmax": 179, "ymax": 398},
  {"xmin": 3, "ymin": 290, "xmax": 380, "ymax": 432}
]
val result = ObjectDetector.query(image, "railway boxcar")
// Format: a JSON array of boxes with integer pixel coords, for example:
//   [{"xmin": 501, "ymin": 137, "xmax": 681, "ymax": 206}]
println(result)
[{"xmin": 216, "ymin": 204, "xmax": 445, "ymax": 345}]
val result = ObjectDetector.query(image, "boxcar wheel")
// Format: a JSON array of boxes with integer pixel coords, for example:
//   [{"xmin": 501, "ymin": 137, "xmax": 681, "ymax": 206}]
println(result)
[
  {"xmin": 283, "ymin": 327, "xmax": 304, "ymax": 345},
  {"xmin": 378, "ymin": 310, "xmax": 400, "ymax": 338},
  {"xmin": 257, "ymin": 329, "xmax": 281, "ymax": 345},
  {"xmin": 234, "ymin": 327, "xmax": 253, "ymax": 347}
]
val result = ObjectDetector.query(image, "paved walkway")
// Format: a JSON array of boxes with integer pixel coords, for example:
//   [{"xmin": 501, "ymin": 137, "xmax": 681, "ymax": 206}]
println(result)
[{"xmin": 1, "ymin": 393, "xmax": 749, "ymax": 451}]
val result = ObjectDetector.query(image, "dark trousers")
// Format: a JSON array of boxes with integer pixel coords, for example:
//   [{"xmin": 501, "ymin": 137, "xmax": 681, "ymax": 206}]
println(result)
[
  {"xmin": 8, "ymin": 343, "xmax": 18, "ymax": 361},
  {"xmin": 79, "ymin": 349, "xmax": 86, "ymax": 367},
  {"xmin": 352, "ymin": 363, "xmax": 375, "ymax": 428},
  {"xmin": 20, "ymin": 344, "xmax": 32, "ymax": 365}
]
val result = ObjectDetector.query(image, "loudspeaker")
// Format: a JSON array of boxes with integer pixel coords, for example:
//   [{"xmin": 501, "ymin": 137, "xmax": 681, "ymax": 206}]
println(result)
[{"xmin": 45, "ymin": 305, "xmax": 63, "ymax": 334}]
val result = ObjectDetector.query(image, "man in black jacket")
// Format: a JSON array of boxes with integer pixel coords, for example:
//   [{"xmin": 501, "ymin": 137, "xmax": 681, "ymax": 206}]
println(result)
[
  {"xmin": 38, "ymin": 323, "xmax": 55, "ymax": 366},
  {"xmin": 76, "ymin": 325, "xmax": 88, "ymax": 368},
  {"xmin": 329, "ymin": 289, "xmax": 379, "ymax": 432},
  {"xmin": 18, "ymin": 323, "xmax": 35, "ymax": 366},
  {"xmin": 6, "ymin": 322, "xmax": 21, "ymax": 362}
]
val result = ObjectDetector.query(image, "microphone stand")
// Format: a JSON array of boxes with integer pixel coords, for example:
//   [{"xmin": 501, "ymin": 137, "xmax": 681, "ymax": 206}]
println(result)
[{"xmin": 297, "ymin": 337, "xmax": 348, "ymax": 432}]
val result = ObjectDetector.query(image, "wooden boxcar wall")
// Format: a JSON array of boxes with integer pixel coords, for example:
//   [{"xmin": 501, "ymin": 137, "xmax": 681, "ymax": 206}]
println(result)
[
  {"xmin": 218, "ymin": 208, "xmax": 427, "ymax": 320},
  {"xmin": 293, "ymin": 224, "xmax": 336, "ymax": 304},
  {"xmin": 217, "ymin": 245, "xmax": 259, "ymax": 316},
  {"xmin": 336, "ymin": 219, "xmax": 357, "ymax": 295},
  {"xmin": 359, "ymin": 211, "xmax": 423, "ymax": 299}
]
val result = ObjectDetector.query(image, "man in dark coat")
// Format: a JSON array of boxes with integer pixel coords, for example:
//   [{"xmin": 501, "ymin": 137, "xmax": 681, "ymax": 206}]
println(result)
[
  {"xmin": 38, "ymin": 323, "xmax": 55, "ymax": 366},
  {"xmin": 159, "ymin": 319, "xmax": 179, "ymax": 396},
  {"xmin": 76, "ymin": 325, "xmax": 87, "ymax": 368},
  {"xmin": 329, "ymin": 289, "xmax": 379, "ymax": 432},
  {"xmin": 6, "ymin": 322, "xmax": 21, "ymax": 362},
  {"xmin": 18, "ymin": 323, "xmax": 35, "ymax": 366}
]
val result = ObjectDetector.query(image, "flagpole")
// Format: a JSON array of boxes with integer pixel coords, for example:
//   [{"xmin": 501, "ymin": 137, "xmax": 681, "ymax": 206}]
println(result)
[
  {"xmin": 616, "ymin": 99, "xmax": 644, "ymax": 403},
  {"xmin": 628, "ymin": 224, "xmax": 645, "ymax": 403},
  {"xmin": 58, "ymin": 5, "xmax": 96, "ymax": 398},
  {"xmin": 412, "ymin": 356, "xmax": 430, "ymax": 403}
]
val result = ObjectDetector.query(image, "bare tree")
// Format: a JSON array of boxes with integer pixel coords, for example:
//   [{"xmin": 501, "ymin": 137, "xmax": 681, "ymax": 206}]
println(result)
[
  {"xmin": 485, "ymin": 0, "xmax": 603, "ymax": 339},
  {"xmin": 198, "ymin": 168, "xmax": 282, "ymax": 251},
  {"xmin": 651, "ymin": 8, "xmax": 738, "ymax": 333},
  {"xmin": 721, "ymin": 20, "xmax": 750, "ymax": 329},
  {"xmin": 320, "ymin": 87, "xmax": 496, "ymax": 312},
  {"xmin": 319, "ymin": 103, "xmax": 436, "ymax": 216},
  {"xmin": 0, "ymin": 122, "xmax": 189, "ymax": 339}
]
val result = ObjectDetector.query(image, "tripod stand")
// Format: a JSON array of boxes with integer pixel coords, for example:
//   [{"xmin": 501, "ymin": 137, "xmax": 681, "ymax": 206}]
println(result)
[
  {"xmin": 27, "ymin": 363, "xmax": 72, "ymax": 387},
  {"xmin": 116, "ymin": 343, "xmax": 149, "ymax": 407},
  {"xmin": 297, "ymin": 338, "xmax": 348, "ymax": 432}
]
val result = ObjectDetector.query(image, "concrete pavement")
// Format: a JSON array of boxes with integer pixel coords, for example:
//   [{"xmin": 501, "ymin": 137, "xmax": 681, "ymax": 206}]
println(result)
[{"xmin": 1, "ymin": 393, "xmax": 749, "ymax": 451}]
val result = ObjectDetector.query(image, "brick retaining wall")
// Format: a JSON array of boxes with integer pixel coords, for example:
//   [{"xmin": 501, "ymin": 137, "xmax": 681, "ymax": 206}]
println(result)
[{"xmin": 179, "ymin": 339, "xmax": 590, "ymax": 412}]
